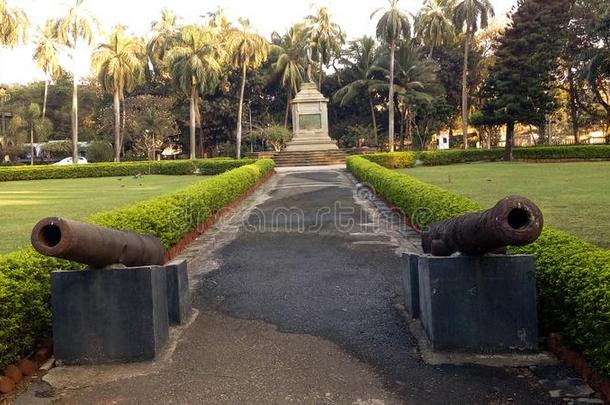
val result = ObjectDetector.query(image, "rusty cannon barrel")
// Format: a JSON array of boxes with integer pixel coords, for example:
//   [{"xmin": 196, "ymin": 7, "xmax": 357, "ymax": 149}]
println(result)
[
  {"xmin": 421, "ymin": 196, "xmax": 543, "ymax": 256},
  {"xmin": 31, "ymin": 217, "xmax": 166, "ymax": 268}
]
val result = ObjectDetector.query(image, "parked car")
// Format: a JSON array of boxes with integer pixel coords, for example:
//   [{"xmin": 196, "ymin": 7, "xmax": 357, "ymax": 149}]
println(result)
[{"xmin": 53, "ymin": 157, "xmax": 89, "ymax": 165}]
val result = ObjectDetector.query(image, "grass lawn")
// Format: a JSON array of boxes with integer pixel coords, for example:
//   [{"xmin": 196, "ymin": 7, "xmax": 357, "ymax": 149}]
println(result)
[
  {"xmin": 0, "ymin": 175, "xmax": 204, "ymax": 254},
  {"xmin": 398, "ymin": 162, "xmax": 610, "ymax": 249}
]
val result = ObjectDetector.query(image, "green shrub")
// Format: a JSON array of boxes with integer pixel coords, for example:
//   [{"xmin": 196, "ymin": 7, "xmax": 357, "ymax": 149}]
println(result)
[
  {"xmin": 85, "ymin": 141, "xmax": 114, "ymax": 163},
  {"xmin": 0, "ymin": 158, "xmax": 257, "ymax": 182},
  {"xmin": 418, "ymin": 145, "xmax": 610, "ymax": 166},
  {"xmin": 360, "ymin": 152, "xmax": 417, "ymax": 169},
  {"xmin": 0, "ymin": 159, "xmax": 274, "ymax": 367},
  {"xmin": 347, "ymin": 155, "xmax": 610, "ymax": 378}
]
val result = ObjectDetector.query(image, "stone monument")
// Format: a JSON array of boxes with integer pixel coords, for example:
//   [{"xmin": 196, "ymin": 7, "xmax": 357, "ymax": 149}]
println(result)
[{"xmin": 286, "ymin": 82, "xmax": 338, "ymax": 151}]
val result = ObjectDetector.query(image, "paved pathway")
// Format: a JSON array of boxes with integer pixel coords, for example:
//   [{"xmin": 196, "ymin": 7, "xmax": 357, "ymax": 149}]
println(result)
[{"xmin": 43, "ymin": 169, "xmax": 560, "ymax": 404}]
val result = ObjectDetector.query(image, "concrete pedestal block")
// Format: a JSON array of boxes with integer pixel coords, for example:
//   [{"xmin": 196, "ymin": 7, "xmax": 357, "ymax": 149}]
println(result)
[
  {"xmin": 418, "ymin": 255, "xmax": 538, "ymax": 353},
  {"xmin": 51, "ymin": 266, "xmax": 169, "ymax": 364},
  {"xmin": 166, "ymin": 259, "xmax": 191, "ymax": 325},
  {"xmin": 401, "ymin": 253, "xmax": 420, "ymax": 318}
]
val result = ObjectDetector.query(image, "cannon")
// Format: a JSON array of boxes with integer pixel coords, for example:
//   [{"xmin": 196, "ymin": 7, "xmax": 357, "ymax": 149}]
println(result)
[
  {"xmin": 31, "ymin": 217, "xmax": 166, "ymax": 268},
  {"xmin": 421, "ymin": 196, "xmax": 543, "ymax": 256}
]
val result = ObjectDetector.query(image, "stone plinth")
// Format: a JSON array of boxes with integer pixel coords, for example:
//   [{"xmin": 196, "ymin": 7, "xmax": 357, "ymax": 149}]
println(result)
[
  {"xmin": 51, "ymin": 266, "xmax": 169, "ymax": 364},
  {"xmin": 416, "ymin": 255, "xmax": 539, "ymax": 353},
  {"xmin": 286, "ymin": 82, "xmax": 338, "ymax": 151}
]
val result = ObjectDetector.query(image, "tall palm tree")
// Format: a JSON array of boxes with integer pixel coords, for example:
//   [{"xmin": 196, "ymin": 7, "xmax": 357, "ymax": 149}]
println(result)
[
  {"xmin": 374, "ymin": 41, "xmax": 441, "ymax": 148},
  {"xmin": 415, "ymin": 0, "xmax": 455, "ymax": 58},
  {"xmin": 54, "ymin": 0, "xmax": 97, "ymax": 163},
  {"xmin": 0, "ymin": 0, "xmax": 28, "ymax": 48},
  {"xmin": 147, "ymin": 8, "xmax": 179, "ymax": 80},
  {"xmin": 305, "ymin": 6, "xmax": 345, "ymax": 90},
  {"xmin": 452, "ymin": 0, "xmax": 494, "ymax": 149},
  {"xmin": 371, "ymin": 0, "xmax": 412, "ymax": 151},
  {"xmin": 271, "ymin": 23, "xmax": 307, "ymax": 127},
  {"xmin": 33, "ymin": 20, "xmax": 63, "ymax": 120},
  {"xmin": 166, "ymin": 25, "xmax": 225, "ymax": 159},
  {"xmin": 93, "ymin": 26, "xmax": 146, "ymax": 162},
  {"xmin": 228, "ymin": 19, "xmax": 269, "ymax": 159},
  {"xmin": 333, "ymin": 36, "xmax": 380, "ymax": 143}
]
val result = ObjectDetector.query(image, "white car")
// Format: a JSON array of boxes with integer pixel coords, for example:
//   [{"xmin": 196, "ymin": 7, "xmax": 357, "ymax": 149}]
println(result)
[{"xmin": 53, "ymin": 157, "xmax": 89, "ymax": 165}]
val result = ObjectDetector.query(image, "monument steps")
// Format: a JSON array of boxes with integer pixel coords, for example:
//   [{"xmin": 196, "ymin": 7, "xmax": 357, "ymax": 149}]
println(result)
[{"xmin": 272, "ymin": 150, "xmax": 347, "ymax": 167}]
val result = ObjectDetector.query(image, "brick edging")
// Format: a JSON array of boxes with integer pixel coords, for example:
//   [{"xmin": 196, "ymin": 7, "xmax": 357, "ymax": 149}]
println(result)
[
  {"xmin": 547, "ymin": 333, "xmax": 610, "ymax": 403},
  {"xmin": 164, "ymin": 170, "xmax": 275, "ymax": 262}
]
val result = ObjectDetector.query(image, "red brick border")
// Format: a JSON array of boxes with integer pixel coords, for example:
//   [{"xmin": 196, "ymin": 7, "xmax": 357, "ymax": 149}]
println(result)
[
  {"xmin": 163, "ymin": 170, "xmax": 275, "ymax": 262},
  {"xmin": 547, "ymin": 333, "xmax": 610, "ymax": 403}
]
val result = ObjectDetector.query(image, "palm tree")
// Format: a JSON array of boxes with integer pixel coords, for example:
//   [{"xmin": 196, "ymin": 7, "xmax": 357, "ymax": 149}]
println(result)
[
  {"xmin": 93, "ymin": 25, "xmax": 146, "ymax": 162},
  {"xmin": 33, "ymin": 20, "xmax": 63, "ymax": 120},
  {"xmin": 415, "ymin": 0, "xmax": 455, "ymax": 58},
  {"xmin": 271, "ymin": 23, "xmax": 307, "ymax": 127},
  {"xmin": 54, "ymin": 0, "xmax": 97, "ymax": 163},
  {"xmin": 147, "ymin": 8, "xmax": 179, "ymax": 80},
  {"xmin": 10, "ymin": 103, "xmax": 49, "ymax": 166},
  {"xmin": 333, "ymin": 36, "xmax": 380, "ymax": 143},
  {"xmin": 305, "ymin": 6, "xmax": 345, "ymax": 90},
  {"xmin": 371, "ymin": 0, "xmax": 412, "ymax": 152},
  {"xmin": 374, "ymin": 41, "xmax": 441, "ymax": 148},
  {"xmin": 228, "ymin": 19, "xmax": 269, "ymax": 159},
  {"xmin": 0, "ymin": 0, "xmax": 28, "ymax": 48},
  {"xmin": 166, "ymin": 25, "xmax": 225, "ymax": 159},
  {"xmin": 452, "ymin": 0, "xmax": 494, "ymax": 149}
]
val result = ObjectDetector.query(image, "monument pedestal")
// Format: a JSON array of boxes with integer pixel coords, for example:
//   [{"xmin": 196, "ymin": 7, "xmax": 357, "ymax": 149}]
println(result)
[{"xmin": 286, "ymin": 82, "xmax": 338, "ymax": 151}]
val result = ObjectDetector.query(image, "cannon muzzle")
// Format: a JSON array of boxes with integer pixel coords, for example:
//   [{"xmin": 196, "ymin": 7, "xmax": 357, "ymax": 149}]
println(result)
[
  {"xmin": 31, "ymin": 217, "xmax": 166, "ymax": 268},
  {"xmin": 421, "ymin": 196, "xmax": 543, "ymax": 256}
]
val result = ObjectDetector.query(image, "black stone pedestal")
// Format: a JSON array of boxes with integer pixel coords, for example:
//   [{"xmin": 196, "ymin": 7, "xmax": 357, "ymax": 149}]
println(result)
[
  {"xmin": 51, "ymin": 266, "xmax": 169, "ymax": 364},
  {"xmin": 401, "ymin": 253, "xmax": 420, "ymax": 318},
  {"xmin": 165, "ymin": 259, "xmax": 191, "ymax": 325},
  {"xmin": 417, "ymin": 255, "xmax": 538, "ymax": 353}
]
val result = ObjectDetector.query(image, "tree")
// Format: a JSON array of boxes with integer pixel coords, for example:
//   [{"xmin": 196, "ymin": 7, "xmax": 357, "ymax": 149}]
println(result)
[
  {"xmin": 270, "ymin": 23, "xmax": 307, "ymax": 127},
  {"xmin": 33, "ymin": 20, "xmax": 64, "ymax": 120},
  {"xmin": 10, "ymin": 103, "xmax": 51, "ymax": 165},
  {"xmin": 228, "ymin": 19, "xmax": 269, "ymax": 159},
  {"xmin": 452, "ymin": 0, "xmax": 494, "ymax": 149},
  {"xmin": 374, "ymin": 40, "xmax": 443, "ymax": 149},
  {"xmin": 54, "ymin": 0, "xmax": 98, "ymax": 163},
  {"xmin": 372, "ymin": 0, "xmax": 412, "ymax": 151},
  {"xmin": 477, "ymin": 0, "xmax": 573, "ymax": 160},
  {"xmin": 333, "ymin": 37, "xmax": 380, "ymax": 143},
  {"xmin": 147, "ymin": 8, "xmax": 179, "ymax": 80},
  {"xmin": 415, "ymin": 0, "xmax": 455, "ymax": 58},
  {"xmin": 123, "ymin": 95, "xmax": 179, "ymax": 160},
  {"xmin": 93, "ymin": 25, "xmax": 146, "ymax": 162},
  {"xmin": 0, "ymin": 0, "xmax": 28, "ymax": 48},
  {"xmin": 305, "ymin": 6, "xmax": 345, "ymax": 90},
  {"xmin": 167, "ymin": 25, "xmax": 225, "ymax": 159}
]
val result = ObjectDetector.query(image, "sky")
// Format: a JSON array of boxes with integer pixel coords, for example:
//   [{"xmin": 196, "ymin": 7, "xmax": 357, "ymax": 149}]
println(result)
[{"xmin": 0, "ymin": 0, "xmax": 517, "ymax": 85}]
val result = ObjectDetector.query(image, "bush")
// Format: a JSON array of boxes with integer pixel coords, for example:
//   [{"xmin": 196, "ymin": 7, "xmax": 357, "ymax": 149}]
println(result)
[
  {"xmin": 86, "ymin": 141, "xmax": 114, "ymax": 163},
  {"xmin": 360, "ymin": 152, "xmax": 417, "ymax": 169},
  {"xmin": 347, "ymin": 155, "xmax": 610, "ymax": 378},
  {"xmin": 0, "ymin": 159, "xmax": 275, "ymax": 367},
  {"xmin": 418, "ymin": 145, "xmax": 610, "ymax": 166},
  {"xmin": 0, "ymin": 158, "xmax": 257, "ymax": 182},
  {"xmin": 257, "ymin": 125, "xmax": 292, "ymax": 152}
]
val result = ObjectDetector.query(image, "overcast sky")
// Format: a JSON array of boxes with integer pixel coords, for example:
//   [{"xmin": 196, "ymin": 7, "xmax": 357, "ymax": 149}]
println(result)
[{"xmin": 0, "ymin": 0, "xmax": 517, "ymax": 85}]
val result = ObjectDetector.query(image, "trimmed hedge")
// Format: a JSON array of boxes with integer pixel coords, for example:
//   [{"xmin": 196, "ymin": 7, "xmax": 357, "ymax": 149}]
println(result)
[
  {"xmin": 418, "ymin": 145, "xmax": 610, "ymax": 166},
  {"xmin": 0, "ymin": 158, "xmax": 256, "ymax": 182},
  {"xmin": 360, "ymin": 152, "xmax": 417, "ymax": 169},
  {"xmin": 0, "ymin": 159, "xmax": 275, "ymax": 367},
  {"xmin": 347, "ymin": 155, "xmax": 610, "ymax": 378}
]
